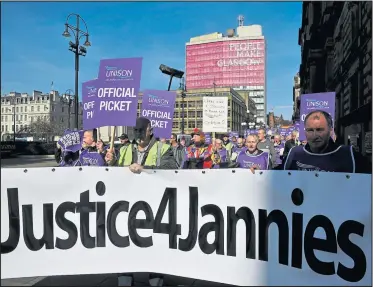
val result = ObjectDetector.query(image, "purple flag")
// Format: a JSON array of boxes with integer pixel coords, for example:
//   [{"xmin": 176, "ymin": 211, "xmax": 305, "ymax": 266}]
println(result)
[
  {"xmin": 299, "ymin": 92, "xmax": 335, "ymax": 141},
  {"xmin": 83, "ymin": 58, "xmax": 143, "ymax": 130},
  {"xmin": 229, "ymin": 131, "xmax": 239, "ymax": 140},
  {"xmin": 141, "ymin": 90, "xmax": 176, "ymax": 139},
  {"xmin": 58, "ymin": 130, "xmax": 84, "ymax": 152}
]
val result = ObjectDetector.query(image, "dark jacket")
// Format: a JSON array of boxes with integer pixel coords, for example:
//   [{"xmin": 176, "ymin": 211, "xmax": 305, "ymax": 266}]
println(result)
[
  {"xmin": 283, "ymin": 139, "xmax": 298, "ymax": 160},
  {"xmin": 285, "ymin": 139, "xmax": 372, "ymax": 174},
  {"xmin": 171, "ymin": 143, "xmax": 186, "ymax": 168}
]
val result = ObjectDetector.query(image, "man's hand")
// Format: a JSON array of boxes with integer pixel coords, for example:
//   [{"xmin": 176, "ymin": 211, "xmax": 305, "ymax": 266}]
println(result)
[
  {"xmin": 129, "ymin": 163, "xmax": 143, "ymax": 174},
  {"xmin": 105, "ymin": 149, "xmax": 114, "ymax": 163},
  {"xmin": 250, "ymin": 165, "xmax": 259, "ymax": 174}
]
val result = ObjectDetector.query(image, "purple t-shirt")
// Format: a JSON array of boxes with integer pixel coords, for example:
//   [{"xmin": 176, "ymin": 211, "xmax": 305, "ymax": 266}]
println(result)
[
  {"xmin": 212, "ymin": 148, "xmax": 229, "ymax": 169},
  {"xmin": 273, "ymin": 142, "xmax": 285, "ymax": 165},
  {"xmin": 79, "ymin": 149, "xmax": 106, "ymax": 166},
  {"xmin": 284, "ymin": 145, "xmax": 355, "ymax": 172},
  {"xmin": 237, "ymin": 150, "xmax": 270, "ymax": 170},
  {"xmin": 232, "ymin": 145, "xmax": 247, "ymax": 154}
]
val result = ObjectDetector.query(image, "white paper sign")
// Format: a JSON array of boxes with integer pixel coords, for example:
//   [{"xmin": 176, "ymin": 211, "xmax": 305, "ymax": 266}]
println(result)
[
  {"xmin": 203, "ymin": 97, "xmax": 228, "ymax": 132},
  {"xmin": 1, "ymin": 168, "xmax": 371, "ymax": 286}
]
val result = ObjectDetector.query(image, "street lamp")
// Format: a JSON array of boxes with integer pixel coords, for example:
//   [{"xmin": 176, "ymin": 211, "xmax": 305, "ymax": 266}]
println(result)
[
  {"xmin": 60, "ymin": 89, "xmax": 74, "ymax": 130},
  {"xmin": 159, "ymin": 64, "xmax": 184, "ymax": 91},
  {"xmin": 62, "ymin": 13, "xmax": 91, "ymax": 130},
  {"xmin": 177, "ymin": 77, "xmax": 186, "ymax": 135}
]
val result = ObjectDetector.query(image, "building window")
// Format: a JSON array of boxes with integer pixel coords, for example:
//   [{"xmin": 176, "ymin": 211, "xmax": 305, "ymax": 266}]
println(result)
[
  {"xmin": 25, "ymin": 115, "xmax": 27, "ymax": 121},
  {"xmin": 16, "ymin": 115, "xmax": 19, "ymax": 121},
  {"xmin": 1, "ymin": 125, "xmax": 3, "ymax": 132},
  {"xmin": 30, "ymin": 117, "xmax": 33, "ymax": 122},
  {"xmin": 189, "ymin": 111, "xmax": 196, "ymax": 118},
  {"xmin": 1, "ymin": 116, "xmax": 3, "ymax": 122},
  {"xmin": 44, "ymin": 105, "xmax": 48, "ymax": 111},
  {"xmin": 21, "ymin": 107, "xmax": 23, "ymax": 113},
  {"xmin": 31, "ymin": 106, "xmax": 34, "ymax": 112},
  {"xmin": 20, "ymin": 124, "xmax": 23, "ymax": 131},
  {"xmin": 188, "ymin": 121, "xmax": 195, "ymax": 128},
  {"xmin": 173, "ymin": 121, "xmax": 179, "ymax": 128},
  {"xmin": 196, "ymin": 101, "xmax": 202, "ymax": 107},
  {"xmin": 197, "ymin": 111, "xmax": 202, "ymax": 118},
  {"xmin": 16, "ymin": 107, "xmax": 19, "ymax": 113},
  {"xmin": 44, "ymin": 115, "xmax": 47, "ymax": 121},
  {"xmin": 175, "ymin": 102, "xmax": 179, "ymax": 108},
  {"xmin": 20, "ymin": 115, "xmax": 23, "ymax": 121},
  {"xmin": 196, "ymin": 121, "xmax": 202, "ymax": 128},
  {"xmin": 6, "ymin": 125, "xmax": 8, "ymax": 131},
  {"xmin": 60, "ymin": 117, "xmax": 64, "ymax": 123},
  {"xmin": 37, "ymin": 106, "xmax": 40, "ymax": 112},
  {"xmin": 12, "ymin": 115, "xmax": 14, "ymax": 121},
  {"xmin": 5, "ymin": 115, "xmax": 7, "ymax": 121},
  {"xmin": 188, "ymin": 102, "xmax": 195, "ymax": 108},
  {"xmin": 174, "ymin": 111, "xmax": 179, "ymax": 118},
  {"xmin": 25, "ymin": 106, "xmax": 28, "ymax": 112},
  {"xmin": 12, "ymin": 107, "xmax": 14, "ymax": 113},
  {"xmin": 1, "ymin": 108, "xmax": 3, "ymax": 113}
]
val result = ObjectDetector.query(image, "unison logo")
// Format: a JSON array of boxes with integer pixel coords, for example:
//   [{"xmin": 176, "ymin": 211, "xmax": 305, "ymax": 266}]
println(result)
[
  {"xmin": 105, "ymin": 66, "xmax": 133, "ymax": 80},
  {"xmin": 306, "ymin": 99, "xmax": 329, "ymax": 108},
  {"xmin": 86, "ymin": 86, "xmax": 97, "ymax": 98},
  {"xmin": 148, "ymin": 94, "xmax": 169, "ymax": 107},
  {"xmin": 1, "ymin": 184, "xmax": 367, "ymax": 283}
]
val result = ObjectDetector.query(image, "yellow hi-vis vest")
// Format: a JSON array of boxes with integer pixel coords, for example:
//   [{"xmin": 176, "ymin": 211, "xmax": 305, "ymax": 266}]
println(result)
[
  {"xmin": 118, "ymin": 142, "xmax": 170, "ymax": 167},
  {"xmin": 118, "ymin": 145, "xmax": 130, "ymax": 166}
]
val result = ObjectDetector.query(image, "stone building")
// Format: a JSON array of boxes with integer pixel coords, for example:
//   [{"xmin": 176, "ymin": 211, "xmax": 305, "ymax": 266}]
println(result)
[{"xmin": 298, "ymin": 1, "xmax": 372, "ymax": 157}]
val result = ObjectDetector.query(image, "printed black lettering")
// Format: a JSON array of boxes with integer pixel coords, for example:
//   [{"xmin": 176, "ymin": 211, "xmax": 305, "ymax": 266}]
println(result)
[
  {"xmin": 291, "ymin": 212, "xmax": 303, "ymax": 268},
  {"xmin": 226, "ymin": 206, "xmax": 256, "ymax": 259},
  {"xmin": 76, "ymin": 190, "xmax": 96, "ymax": 249},
  {"xmin": 128, "ymin": 201, "xmax": 154, "ymax": 248},
  {"xmin": 337, "ymin": 220, "xmax": 366, "ymax": 282},
  {"xmin": 178, "ymin": 187, "xmax": 198, "ymax": 252},
  {"xmin": 22, "ymin": 204, "xmax": 54, "ymax": 251},
  {"xmin": 154, "ymin": 188, "xmax": 181, "ymax": 249},
  {"xmin": 258, "ymin": 209, "xmax": 289, "ymax": 266},
  {"xmin": 198, "ymin": 204, "xmax": 224, "ymax": 255},
  {"xmin": 55, "ymin": 202, "xmax": 78, "ymax": 250},
  {"xmin": 1, "ymin": 188, "xmax": 20, "ymax": 254},
  {"xmin": 107, "ymin": 201, "xmax": 129, "ymax": 248},
  {"xmin": 304, "ymin": 215, "xmax": 337, "ymax": 276},
  {"xmin": 96, "ymin": 202, "xmax": 106, "ymax": 247}
]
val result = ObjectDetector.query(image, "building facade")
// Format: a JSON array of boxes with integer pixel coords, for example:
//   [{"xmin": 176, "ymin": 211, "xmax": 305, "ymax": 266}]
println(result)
[
  {"xmin": 185, "ymin": 17, "xmax": 266, "ymax": 124},
  {"xmin": 136, "ymin": 87, "xmax": 248, "ymax": 136},
  {"xmin": 292, "ymin": 72, "xmax": 301, "ymax": 122},
  {"xmin": 0, "ymin": 90, "xmax": 83, "ymax": 141},
  {"xmin": 298, "ymin": 1, "xmax": 372, "ymax": 157}
]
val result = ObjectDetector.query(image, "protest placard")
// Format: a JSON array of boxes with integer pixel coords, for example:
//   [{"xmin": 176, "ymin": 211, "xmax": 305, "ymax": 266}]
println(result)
[
  {"xmin": 203, "ymin": 97, "xmax": 228, "ymax": 133},
  {"xmin": 57, "ymin": 130, "xmax": 84, "ymax": 152},
  {"xmin": 82, "ymin": 58, "xmax": 143, "ymax": 130},
  {"xmin": 299, "ymin": 92, "xmax": 336, "ymax": 141},
  {"xmin": 2, "ymin": 168, "xmax": 371, "ymax": 286},
  {"xmin": 141, "ymin": 90, "xmax": 176, "ymax": 139}
]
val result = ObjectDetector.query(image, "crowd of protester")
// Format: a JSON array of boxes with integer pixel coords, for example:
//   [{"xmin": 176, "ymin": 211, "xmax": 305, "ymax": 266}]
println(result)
[{"xmin": 55, "ymin": 110, "xmax": 372, "ymax": 174}]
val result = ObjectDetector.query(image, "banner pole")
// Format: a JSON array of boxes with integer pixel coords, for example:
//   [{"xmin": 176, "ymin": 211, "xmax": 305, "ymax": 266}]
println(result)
[{"xmin": 110, "ymin": 126, "xmax": 116, "ymax": 150}]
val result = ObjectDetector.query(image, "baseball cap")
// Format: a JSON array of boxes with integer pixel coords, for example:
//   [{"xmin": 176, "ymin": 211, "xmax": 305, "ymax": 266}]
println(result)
[{"xmin": 118, "ymin": 133, "xmax": 129, "ymax": 140}]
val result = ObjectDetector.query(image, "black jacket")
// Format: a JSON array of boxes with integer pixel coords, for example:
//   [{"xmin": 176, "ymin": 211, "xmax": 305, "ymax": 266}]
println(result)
[{"xmin": 283, "ymin": 139, "xmax": 298, "ymax": 160}]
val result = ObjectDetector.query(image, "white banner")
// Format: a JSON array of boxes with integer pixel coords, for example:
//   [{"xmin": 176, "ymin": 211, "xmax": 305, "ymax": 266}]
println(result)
[
  {"xmin": 1, "ymin": 168, "xmax": 371, "ymax": 286},
  {"xmin": 203, "ymin": 97, "xmax": 228, "ymax": 132}
]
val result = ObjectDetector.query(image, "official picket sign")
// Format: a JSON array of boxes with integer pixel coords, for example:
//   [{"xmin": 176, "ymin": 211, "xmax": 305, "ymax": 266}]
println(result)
[{"xmin": 1, "ymin": 169, "xmax": 371, "ymax": 286}]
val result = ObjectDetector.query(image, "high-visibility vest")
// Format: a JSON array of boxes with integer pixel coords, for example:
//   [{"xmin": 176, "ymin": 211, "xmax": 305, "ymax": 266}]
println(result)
[{"xmin": 119, "ymin": 142, "xmax": 170, "ymax": 167}]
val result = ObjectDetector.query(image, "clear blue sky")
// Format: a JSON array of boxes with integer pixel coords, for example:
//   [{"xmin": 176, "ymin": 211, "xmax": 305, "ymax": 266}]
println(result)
[{"xmin": 1, "ymin": 1, "xmax": 301, "ymax": 120}]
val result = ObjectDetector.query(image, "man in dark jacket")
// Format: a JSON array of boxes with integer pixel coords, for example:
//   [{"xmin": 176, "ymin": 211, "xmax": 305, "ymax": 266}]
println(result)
[
  {"xmin": 257, "ymin": 129, "xmax": 277, "ymax": 169},
  {"xmin": 283, "ymin": 130, "xmax": 300, "ymax": 160},
  {"xmin": 284, "ymin": 110, "xmax": 371, "ymax": 173},
  {"xmin": 170, "ymin": 133, "xmax": 186, "ymax": 168}
]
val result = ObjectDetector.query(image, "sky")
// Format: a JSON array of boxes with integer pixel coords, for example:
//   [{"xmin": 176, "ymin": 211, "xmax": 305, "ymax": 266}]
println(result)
[{"xmin": 1, "ymin": 1, "xmax": 301, "ymax": 120}]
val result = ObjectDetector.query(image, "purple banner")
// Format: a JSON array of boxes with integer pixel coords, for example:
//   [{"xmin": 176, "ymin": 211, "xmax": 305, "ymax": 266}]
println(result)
[
  {"xmin": 229, "ymin": 131, "xmax": 239, "ymax": 140},
  {"xmin": 141, "ymin": 90, "xmax": 176, "ymax": 138},
  {"xmin": 299, "ymin": 92, "xmax": 336, "ymax": 141},
  {"xmin": 83, "ymin": 58, "xmax": 142, "ymax": 130},
  {"xmin": 205, "ymin": 133, "xmax": 211, "ymax": 144},
  {"xmin": 58, "ymin": 130, "xmax": 84, "ymax": 152}
]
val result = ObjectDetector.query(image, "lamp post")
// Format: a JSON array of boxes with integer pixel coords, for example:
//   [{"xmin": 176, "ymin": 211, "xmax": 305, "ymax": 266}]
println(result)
[
  {"xmin": 60, "ymin": 89, "xmax": 74, "ymax": 130},
  {"xmin": 159, "ymin": 64, "xmax": 184, "ymax": 91},
  {"xmin": 62, "ymin": 13, "xmax": 91, "ymax": 130},
  {"xmin": 177, "ymin": 77, "xmax": 186, "ymax": 135}
]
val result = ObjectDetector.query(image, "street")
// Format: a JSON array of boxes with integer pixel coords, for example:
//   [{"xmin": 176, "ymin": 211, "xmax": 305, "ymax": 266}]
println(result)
[{"xmin": 1, "ymin": 155, "xmax": 57, "ymax": 168}]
